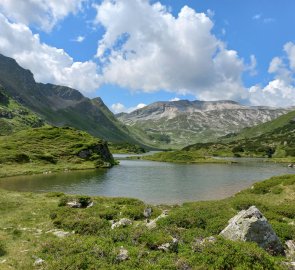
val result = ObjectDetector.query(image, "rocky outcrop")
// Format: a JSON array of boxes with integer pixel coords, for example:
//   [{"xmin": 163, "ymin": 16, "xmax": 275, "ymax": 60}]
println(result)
[
  {"xmin": 77, "ymin": 142, "xmax": 114, "ymax": 167},
  {"xmin": 220, "ymin": 206, "xmax": 284, "ymax": 255}
]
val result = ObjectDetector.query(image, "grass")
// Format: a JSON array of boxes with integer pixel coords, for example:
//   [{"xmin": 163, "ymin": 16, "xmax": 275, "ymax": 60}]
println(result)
[
  {"xmin": 108, "ymin": 142, "xmax": 147, "ymax": 154},
  {"xmin": 1, "ymin": 174, "xmax": 294, "ymax": 269},
  {"xmin": 0, "ymin": 85, "xmax": 44, "ymax": 135},
  {"xmin": 142, "ymin": 150, "xmax": 235, "ymax": 164},
  {"xmin": 0, "ymin": 126, "xmax": 115, "ymax": 178}
]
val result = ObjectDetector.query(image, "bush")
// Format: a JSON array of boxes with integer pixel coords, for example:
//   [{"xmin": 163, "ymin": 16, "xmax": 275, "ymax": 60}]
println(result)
[
  {"xmin": 58, "ymin": 196, "xmax": 69, "ymax": 206},
  {"xmin": 78, "ymin": 196, "xmax": 92, "ymax": 208},
  {"xmin": 0, "ymin": 241, "xmax": 6, "ymax": 257},
  {"xmin": 188, "ymin": 238, "xmax": 279, "ymax": 270},
  {"xmin": 14, "ymin": 153, "xmax": 30, "ymax": 163},
  {"xmin": 271, "ymin": 221, "xmax": 295, "ymax": 241}
]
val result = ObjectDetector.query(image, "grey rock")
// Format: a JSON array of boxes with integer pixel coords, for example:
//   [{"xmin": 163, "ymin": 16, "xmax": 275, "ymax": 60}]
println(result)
[
  {"xmin": 146, "ymin": 210, "xmax": 168, "ymax": 229},
  {"xmin": 66, "ymin": 201, "xmax": 82, "ymax": 208},
  {"xmin": 51, "ymin": 230, "xmax": 71, "ymax": 238},
  {"xmin": 33, "ymin": 258, "xmax": 44, "ymax": 266},
  {"xmin": 158, "ymin": 238, "xmax": 178, "ymax": 252},
  {"xmin": 286, "ymin": 240, "xmax": 295, "ymax": 259},
  {"xmin": 220, "ymin": 206, "xmax": 284, "ymax": 255},
  {"xmin": 116, "ymin": 247, "xmax": 129, "ymax": 262},
  {"xmin": 192, "ymin": 236, "xmax": 217, "ymax": 252},
  {"xmin": 143, "ymin": 207, "xmax": 152, "ymax": 218},
  {"xmin": 111, "ymin": 218, "xmax": 132, "ymax": 229}
]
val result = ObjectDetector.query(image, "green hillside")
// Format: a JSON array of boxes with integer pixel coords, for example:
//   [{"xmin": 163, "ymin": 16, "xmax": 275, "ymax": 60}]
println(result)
[
  {"xmin": 145, "ymin": 110, "xmax": 295, "ymax": 163},
  {"xmin": 0, "ymin": 126, "xmax": 115, "ymax": 178},
  {"xmin": 0, "ymin": 85, "xmax": 44, "ymax": 135},
  {"xmin": 222, "ymin": 110, "xmax": 295, "ymax": 142},
  {"xmin": 0, "ymin": 54, "xmax": 148, "ymax": 145}
]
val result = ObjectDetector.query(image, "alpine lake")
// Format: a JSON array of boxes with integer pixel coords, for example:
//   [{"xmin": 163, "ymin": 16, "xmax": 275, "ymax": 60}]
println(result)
[{"xmin": 0, "ymin": 153, "xmax": 294, "ymax": 204}]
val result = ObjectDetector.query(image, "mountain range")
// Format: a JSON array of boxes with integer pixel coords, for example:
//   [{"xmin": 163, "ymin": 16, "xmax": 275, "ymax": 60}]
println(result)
[
  {"xmin": 117, "ymin": 100, "xmax": 290, "ymax": 148},
  {"xmin": 0, "ymin": 53, "xmax": 292, "ymax": 149}
]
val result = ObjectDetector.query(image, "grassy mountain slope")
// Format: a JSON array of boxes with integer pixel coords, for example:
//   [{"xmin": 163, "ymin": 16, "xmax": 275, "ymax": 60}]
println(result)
[
  {"xmin": 0, "ymin": 126, "xmax": 115, "ymax": 178},
  {"xmin": 222, "ymin": 110, "xmax": 295, "ymax": 142},
  {"xmin": 0, "ymin": 85, "xmax": 44, "ymax": 135},
  {"xmin": 0, "ymin": 54, "xmax": 143, "ymax": 144},
  {"xmin": 0, "ymin": 174, "xmax": 294, "ymax": 269},
  {"xmin": 146, "ymin": 110, "xmax": 295, "ymax": 163}
]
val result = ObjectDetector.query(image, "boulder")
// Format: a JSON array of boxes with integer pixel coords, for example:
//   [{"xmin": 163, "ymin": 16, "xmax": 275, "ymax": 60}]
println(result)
[
  {"xmin": 220, "ymin": 206, "xmax": 284, "ymax": 255},
  {"xmin": 111, "ymin": 218, "xmax": 132, "ymax": 229}
]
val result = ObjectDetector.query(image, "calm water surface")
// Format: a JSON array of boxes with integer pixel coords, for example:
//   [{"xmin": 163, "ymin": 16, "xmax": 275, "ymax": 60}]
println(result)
[{"xmin": 0, "ymin": 158, "xmax": 294, "ymax": 204}]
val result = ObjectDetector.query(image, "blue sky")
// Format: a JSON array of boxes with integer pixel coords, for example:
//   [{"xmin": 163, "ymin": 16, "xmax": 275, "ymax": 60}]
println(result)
[{"xmin": 0, "ymin": 0, "xmax": 295, "ymax": 111}]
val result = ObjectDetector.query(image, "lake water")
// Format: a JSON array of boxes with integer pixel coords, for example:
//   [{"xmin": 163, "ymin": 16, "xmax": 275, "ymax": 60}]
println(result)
[{"xmin": 0, "ymin": 157, "xmax": 294, "ymax": 204}]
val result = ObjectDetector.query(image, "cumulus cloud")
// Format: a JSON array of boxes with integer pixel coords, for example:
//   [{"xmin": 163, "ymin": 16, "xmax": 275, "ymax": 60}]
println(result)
[
  {"xmin": 0, "ymin": 14, "xmax": 101, "ymax": 93},
  {"xmin": 0, "ymin": 0, "xmax": 85, "ymax": 32},
  {"xmin": 249, "ymin": 42, "xmax": 295, "ymax": 107},
  {"xmin": 94, "ymin": 0, "xmax": 248, "ymax": 102},
  {"xmin": 111, "ymin": 102, "xmax": 146, "ymax": 113}
]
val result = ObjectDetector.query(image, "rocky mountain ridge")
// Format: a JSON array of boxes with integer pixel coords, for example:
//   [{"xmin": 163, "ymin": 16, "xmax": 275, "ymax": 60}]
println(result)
[{"xmin": 117, "ymin": 99, "xmax": 290, "ymax": 147}]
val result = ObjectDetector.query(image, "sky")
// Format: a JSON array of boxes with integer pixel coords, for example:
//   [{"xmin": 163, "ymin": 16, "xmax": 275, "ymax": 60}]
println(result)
[{"xmin": 0, "ymin": 0, "xmax": 295, "ymax": 113}]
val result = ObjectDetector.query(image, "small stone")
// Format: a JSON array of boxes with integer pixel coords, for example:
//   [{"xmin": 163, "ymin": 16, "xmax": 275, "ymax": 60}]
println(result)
[
  {"xmin": 67, "ymin": 201, "xmax": 82, "ymax": 208},
  {"xmin": 192, "ymin": 236, "xmax": 217, "ymax": 252},
  {"xmin": 111, "ymin": 218, "xmax": 132, "ymax": 229},
  {"xmin": 146, "ymin": 210, "xmax": 168, "ymax": 229},
  {"xmin": 116, "ymin": 247, "xmax": 129, "ymax": 262},
  {"xmin": 33, "ymin": 258, "xmax": 44, "ymax": 266},
  {"xmin": 46, "ymin": 229, "xmax": 71, "ymax": 238},
  {"xmin": 158, "ymin": 238, "xmax": 178, "ymax": 252},
  {"xmin": 143, "ymin": 207, "xmax": 152, "ymax": 218},
  {"xmin": 87, "ymin": 202, "xmax": 94, "ymax": 208}
]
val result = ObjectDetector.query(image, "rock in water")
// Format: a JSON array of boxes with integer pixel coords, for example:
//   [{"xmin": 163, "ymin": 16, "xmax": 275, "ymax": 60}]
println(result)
[{"xmin": 220, "ymin": 206, "xmax": 284, "ymax": 255}]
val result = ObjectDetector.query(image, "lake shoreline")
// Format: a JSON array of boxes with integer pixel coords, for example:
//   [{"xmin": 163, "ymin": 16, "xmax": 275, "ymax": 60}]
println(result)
[{"xmin": 0, "ymin": 174, "xmax": 295, "ymax": 269}]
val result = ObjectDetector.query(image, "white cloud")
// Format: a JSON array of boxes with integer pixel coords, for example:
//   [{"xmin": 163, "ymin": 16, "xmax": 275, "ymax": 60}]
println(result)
[
  {"xmin": 0, "ymin": 0, "xmax": 85, "ymax": 32},
  {"xmin": 252, "ymin": 14, "xmax": 261, "ymax": 20},
  {"xmin": 206, "ymin": 9, "xmax": 215, "ymax": 18},
  {"xmin": 72, "ymin": 35, "xmax": 85, "ymax": 43},
  {"xmin": 252, "ymin": 14, "xmax": 275, "ymax": 24},
  {"xmin": 246, "ymin": 54, "xmax": 257, "ymax": 76},
  {"xmin": 249, "ymin": 42, "xmax": 295, "ymax": 107},
  {"xmin": 111, "ymin": 102, "xmax": 146, "ymax": 113},
  {"xmin": 0, "ymin": 14, "xmax": 101, "ymax": 93},
  {"xmin": 94, "ymin": 0, "xmax": 248, "ymax": 102},
  {"xmin": 169, "ymin": 97, "xmax": 180, "ymax": 102}
]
